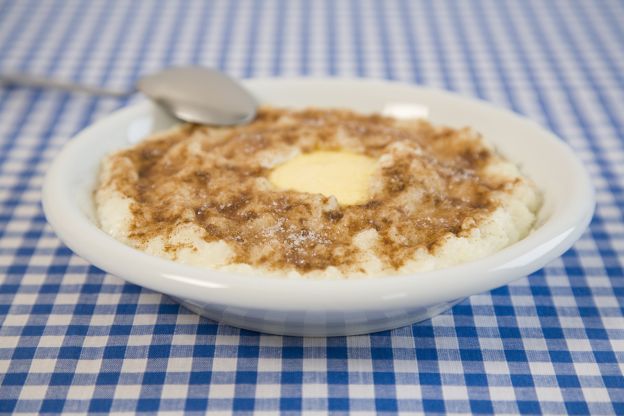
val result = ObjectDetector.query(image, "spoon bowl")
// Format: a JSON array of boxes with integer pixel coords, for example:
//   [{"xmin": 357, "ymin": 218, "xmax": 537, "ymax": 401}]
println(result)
[
  {"xmin": 0, "ymin": 66, "xmax": 258, "ymax": 125},
  {"xmin": 137, "ymin": 67, "xmax": 257, "ymax": 125}
]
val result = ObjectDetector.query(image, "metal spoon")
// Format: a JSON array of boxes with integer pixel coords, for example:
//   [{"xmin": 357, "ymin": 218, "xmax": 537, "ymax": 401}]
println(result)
[{"xmin": 0, "ymin": 66, "xmax": 257, "ymax": 125}]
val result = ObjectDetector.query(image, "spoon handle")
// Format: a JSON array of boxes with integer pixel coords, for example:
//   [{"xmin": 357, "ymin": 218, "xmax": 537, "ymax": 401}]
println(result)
[{"xmin": 0, "ymin": 73, "xmax": 134, "ymax": 97}]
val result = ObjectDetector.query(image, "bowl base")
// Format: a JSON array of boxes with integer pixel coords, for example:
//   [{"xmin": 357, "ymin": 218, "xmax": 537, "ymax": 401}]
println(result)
[{"xmin": 172, "ymin": 297, "xmax": 466, "ymax": 337}]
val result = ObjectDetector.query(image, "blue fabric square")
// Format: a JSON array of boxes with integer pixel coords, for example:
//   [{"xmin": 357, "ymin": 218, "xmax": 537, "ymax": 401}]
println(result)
[
  {"xmin": 0, "ymin": 400, "xmax": 17, "ymax": 413},
  {"xmin": 2, "ymin": 373, "xmax": 27, "ymax": 386},
  {"xmin": 327, "ymin": 371, "xmax": 348, "ymax": 384},
  {"xmin": 121, "ymin": 285, "xmax": 141, "ymax": 294},
  {"xmin": 511, "ymin": 374, "xmax": 534, "ymax": 387},
  {"xmin": 185, "ymin": 399, "xmax": 208, "ymax": 411},
  {"xmin": 494, "ymin": 305, "xmax": 515, "ymax": 316},
  {"xmin": 586, "ymin": 328, "xmax": 608, "ymax": 340},
  {"xmin": 571, "ymin": 286, "xmax": 591, "ymax": 296},
  {"xmin": 376, "ymin": 398, "xmax": 398, "ymax": 412},
  {"xmin": 58, "ymin": 346, "xmax": 82, "ymax": 360},
  {"xmin": 530, "ymin": 285, "xmax": 551, "ymax": 296},
  {"xmin": 282, "ymin": 346, "xmax": 303, "ymax": 359},
  {"xmin": 12, "ymin": 347, "xmax": 36, "ymax": 360},
  {"xmin": 143, "ymin": 372, "xmax": 166, "ymax": 385},
  {"xmin": 328, "ymin": 398, "xmax": 349, "ymax": 411},
  {"xmin": 66, "ymin": 325, "xmax": 88, "ymax": 336},
  {"xmin": 236, "ymin": 371, "xmax": 257, "ymax": 384},
  {"xmin": 280, "ymin": 397, "xmax": 302, "ymax": 411},
  {"xmin": 373, "ymin": 372, "xmax": 395, "ymax": 385},
  {"xmin": 109, "ymin": 325, "xmax": 132, "ymax": 336},
  {"xmin": 557, "ymin": 375, "xmax": 581, "ymax": 388},
  {"xmin": 189, "ymin": 371, "xmax": 211, "ymax": 385},
  {"xmin": 416, "ymin": 348, "xmax": 438, "ymax": 360},
  {"xmin": 465, "ymin": 373, "xmax": 488, "ymax": 387},
  {"xmin": 505, "ymin": 349, "xmax": 528, "ymax": 362},
  {"xmin": 282, "ymin": 371, "xmax": 303, "ymax": 384},
  {"xmin": 420, "ymin": 373, "xmax": 441, "ymax": 386},
  {"xmin": 412, "ymin": 325, "xmax": 434, "ymax": 338},
  {"xmin": 148, "ymin": 344, "xmax": 171, "ymax": 359},
  {"xmin": 499, "ymin": 327, "xmax": 521, "ymax": 338},
  {"xmin": 456, "ymin": 326, "xmax": 478, "ymax": 337},
  {"xmin": 0, "ymin": 284, "xmax": 19, "ymax": 294},
  {"xmin": 423, "ymin": 399, "xmax": 445, "ymax": 413},
  {"xmin": 56, "ymin": 247, "xmax": 72, "ymax": 256},
  {"xmin": 196, "ymin": 324, "xmax": 218, "ymax": 335},
  {"xmin": 7, "ymin": 265, "xmax": 27, "ymax": 275},
  {"xmin": 237, "ymin": 346, "xmax": 259, "ymax": 358},
  {"xmin": 115, "ymin": 304, "xmax": 137, "ymax": 314},
  {"xmin": 40, "ymin": 399, "xmax": 64, "ymax": 413},
  {"xmin": 578, "ymin": 307, "xmax": 599, "ymax": 317},
  {"xmin": 47, "ymin": 265, "xmax": 68, "ymax": 274},
  {"xmin": 21, "ymin": 325, "xmax": 45, "ymax": 336},
  {"xmin": 535, "ymin": 306, "xmax": 557, "ymax": 317},
  {"xmin": 233, "ymin": 398, "xmax": 255, "ymax": 411},
  {"xmin": 549, "ymin": 350, "xmax": 573, "ymax": 363},
  {"xmin": 470, "ymin": 400, "xmax": 494, "ymax": 414},
  {"xmin": 517, "ymin": 401, "xmax": 541, "ymax": 414},
  {"xmin": 74, "ymin": 303, "xmax": 95, "ymax": 315},
  {"xmin": 96, "ymin": 372, "xmax": 120, "ymax": 385},
  {"xmin": 326, "ymin": 346, "xmax": 348, "ymax": 359},
  {"xmin": 158, "ymin": 304, "xmax": 179, "ymax": 314},
  {"xmin": 460, "ymin": 349, "xmax": 483, "ymax": 361},
  {"xmin": 136, "ymin": 399, "xmax": 160, "ymax": 412},
  {"xmin": 193, "ymin": 345, "xmax": 215, "ymax": 357},
  {"xmin": 371, "ymin": 347, "xmax": 393, "ymax": 360},
  {"xmin": 31, "ymin": 304, "xmax": 53, "ymax": 314},
  {"xmin": 153, "ymin": 324, "xmax": 176, "ymax": 335},
  {"xmin": 88, "ymin": 399, "xmax": 112, "ymax": 413},
  {"xmin": 565, "ymin": 401, "xmax": 590, "ymax": 415},
  {"xmin": 81, "ymin": 284, "xmax": 102, "ymax": 294},
  {"xmin": 594, "ymin": 351, "xmax": 617, "ymax": 363},
  {"xmin": 103, "ymin": 346, "xmax": 126, "ymax": 359},
  {"xmin": 491, "ymin": 286, "xmax": 510, "ymax": 296},
  {"xmin": 49, "ymin": 373, "xmax": 73, "ymax": 386},
  {"xmin": 452, "ymin": 305, "xmax": 473, "ymax": 315},
  {"xmin": 543, "ymin": 327, "xmax": 565, "ymax": 339}
]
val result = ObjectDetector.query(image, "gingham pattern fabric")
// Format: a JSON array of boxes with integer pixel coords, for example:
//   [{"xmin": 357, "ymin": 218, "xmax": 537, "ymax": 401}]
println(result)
[{"xmin": 1, "ymin": 0, "xmax": 623, "ymax": 414}]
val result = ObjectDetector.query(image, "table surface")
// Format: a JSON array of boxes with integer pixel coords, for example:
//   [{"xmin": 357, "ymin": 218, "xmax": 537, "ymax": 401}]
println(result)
[{"xmin": 1, "ymin": 0, "xmax": 623, "ymax": 414}]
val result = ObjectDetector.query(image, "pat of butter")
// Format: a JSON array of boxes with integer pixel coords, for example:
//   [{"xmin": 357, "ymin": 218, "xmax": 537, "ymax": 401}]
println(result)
[{"xmin": 269, "ymin": 151, "xmax": 377, "ymax": 205}]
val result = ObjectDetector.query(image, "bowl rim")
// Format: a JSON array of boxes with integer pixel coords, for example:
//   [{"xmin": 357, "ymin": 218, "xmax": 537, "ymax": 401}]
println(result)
[{"xmin": 42, "ymin": 77, "xmax": 595, "ymax": 311}]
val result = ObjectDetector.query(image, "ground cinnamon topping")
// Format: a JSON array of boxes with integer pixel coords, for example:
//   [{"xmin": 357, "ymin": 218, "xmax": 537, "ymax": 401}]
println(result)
[{"xmin": 104, "ymin": 107, "xmax": 512, "ymax": 273}]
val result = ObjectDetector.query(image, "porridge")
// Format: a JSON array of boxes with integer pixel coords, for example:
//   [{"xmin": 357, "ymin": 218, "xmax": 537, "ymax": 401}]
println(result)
[{"xmin": 95, "ymin": 107, "xmax": 541, "ymax": 278}]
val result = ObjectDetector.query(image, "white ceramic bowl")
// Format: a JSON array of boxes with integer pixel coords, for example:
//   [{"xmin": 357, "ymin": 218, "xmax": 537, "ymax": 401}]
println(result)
[{"xmin": 43, "ymin": 79, "xmax": 594, "ymax": 336}]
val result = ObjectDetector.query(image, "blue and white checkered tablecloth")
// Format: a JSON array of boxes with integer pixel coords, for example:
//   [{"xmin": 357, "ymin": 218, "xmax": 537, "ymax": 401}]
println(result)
[{"xmin": 1, "ymin": 0, "xmax": 623, "ymax": 414}]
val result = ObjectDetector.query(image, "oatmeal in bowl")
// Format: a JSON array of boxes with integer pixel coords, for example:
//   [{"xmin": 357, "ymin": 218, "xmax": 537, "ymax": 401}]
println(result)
[
  {"xmin": 43, "ymin": 78, "xmax": 592, "ymax": 335},
  {"xmin": 95, "ymin": 107, "xmax": 541, "ymax": 278}
]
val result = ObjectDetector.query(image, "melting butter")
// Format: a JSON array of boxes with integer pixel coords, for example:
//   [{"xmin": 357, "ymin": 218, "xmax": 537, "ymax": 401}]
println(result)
[{"xmin": 269, "ymin": 151, "xmax": 377, "ymax": 205}]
